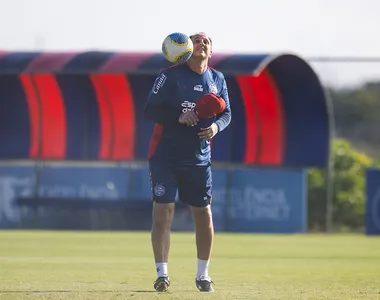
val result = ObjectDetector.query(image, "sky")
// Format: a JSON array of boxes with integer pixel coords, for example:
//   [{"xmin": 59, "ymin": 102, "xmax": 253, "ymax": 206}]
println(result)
[{"xmin": 0, "ymin": 0, "xmax": 380, "ymax": 88}]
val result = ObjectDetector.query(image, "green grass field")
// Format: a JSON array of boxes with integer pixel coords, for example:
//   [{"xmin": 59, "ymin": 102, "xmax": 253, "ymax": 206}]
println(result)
[{"xmin": 1, "ymin": 231, "xmax": 380, "ymax": 299}]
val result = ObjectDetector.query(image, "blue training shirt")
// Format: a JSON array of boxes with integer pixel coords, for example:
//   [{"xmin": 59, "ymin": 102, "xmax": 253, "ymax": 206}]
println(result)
[{"xmin": 144, "ymin": 63, "xmax": 232, "ymax": 166}]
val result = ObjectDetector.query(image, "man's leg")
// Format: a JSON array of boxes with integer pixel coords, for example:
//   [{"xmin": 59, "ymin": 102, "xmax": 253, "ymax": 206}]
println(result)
[
  {"xmin": 149, "ymin": 162, "xmax": 177, "ymax": 292},
  {"xmin": 190, "ymin": 205, "xmax": 214, "ymax": 279},
  {"xmin": 179, "ymin": 164, "xmax": 214, "ymax": 292},
  {"xmin": 151, "ymin": 202, "xmax": 175, "ymax": 276}
]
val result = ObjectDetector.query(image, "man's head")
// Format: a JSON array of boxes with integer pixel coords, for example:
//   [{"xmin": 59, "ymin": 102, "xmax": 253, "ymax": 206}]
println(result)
[{"xmin": 189, "ymin": 32, "xmax": 212, "ymax": 60}]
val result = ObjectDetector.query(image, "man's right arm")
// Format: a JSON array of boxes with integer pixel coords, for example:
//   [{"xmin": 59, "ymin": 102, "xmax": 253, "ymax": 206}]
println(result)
[{"xmin": 144, "ymin": 71, "xmax": 181, "ymax": 124}]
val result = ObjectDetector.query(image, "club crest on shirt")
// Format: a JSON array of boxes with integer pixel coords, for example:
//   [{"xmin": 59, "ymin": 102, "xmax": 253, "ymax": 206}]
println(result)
[{"xmin": 209, "ymin": 83, "xmax": 217, "ymax": 94}]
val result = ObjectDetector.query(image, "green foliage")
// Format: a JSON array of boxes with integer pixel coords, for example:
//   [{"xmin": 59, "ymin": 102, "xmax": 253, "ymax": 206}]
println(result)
[
  {"xmin": 308, "ymin": 138, "xmax": 378, "ymax": 231},
  {"xmin": 328, "ymin": 81, "xmax": 380, "ymax": 159},
  {"xmin": 308, "ymin": 80, "xmax": 380, "ymax": 231}
]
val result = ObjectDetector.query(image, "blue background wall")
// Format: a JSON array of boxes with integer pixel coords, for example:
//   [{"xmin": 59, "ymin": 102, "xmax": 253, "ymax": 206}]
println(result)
[
  {"xmin": 365, "ymin": 168, "xmax": 380, "ymax": 235},
  {"xmin": 0, "ymin": 163, "xmax": 307, "ymax": 233}
]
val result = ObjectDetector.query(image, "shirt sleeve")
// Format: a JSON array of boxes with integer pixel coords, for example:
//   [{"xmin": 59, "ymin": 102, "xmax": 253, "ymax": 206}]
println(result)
[
  {"xmin": 144, "ymin": 70, "xmax": 181, "ymax": 124},
  {"xmin": 214, "ymin": 77, "xmax": 232, "ymax": 132}
]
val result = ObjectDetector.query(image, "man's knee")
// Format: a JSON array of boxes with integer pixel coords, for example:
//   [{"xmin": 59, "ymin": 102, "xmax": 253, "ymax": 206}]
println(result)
[
  {"xmin": 190, "ymin": 205, "xmax": 213, "ymax": 225},
  {"xmin": 152, "ymin": 202, "xmax": 175, "ymax": 229}
]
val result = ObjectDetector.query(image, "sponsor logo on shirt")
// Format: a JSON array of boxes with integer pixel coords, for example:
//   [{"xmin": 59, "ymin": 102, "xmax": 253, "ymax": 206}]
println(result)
[
  {"xmin": 181, "ymin": 101, "xmax": 196, "ymax": 113},
  {"xmin": 152, "ymin": 73, "xmax": 167, "ymax": 94}
]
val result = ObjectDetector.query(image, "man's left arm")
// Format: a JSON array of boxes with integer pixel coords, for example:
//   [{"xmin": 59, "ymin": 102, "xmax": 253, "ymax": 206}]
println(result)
[
  {"xmin": 214, "ymin": 78, "xmax": 232, "ymax": 133},
  {"xmin": 198, "ymin": 77, "xmax": 232, "ymax": 140}
]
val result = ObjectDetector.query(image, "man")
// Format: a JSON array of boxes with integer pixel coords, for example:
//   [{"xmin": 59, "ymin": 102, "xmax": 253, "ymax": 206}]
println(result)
[{"xmin": 144, "ymin": 32, "xmax": 232, "ymax": 293}]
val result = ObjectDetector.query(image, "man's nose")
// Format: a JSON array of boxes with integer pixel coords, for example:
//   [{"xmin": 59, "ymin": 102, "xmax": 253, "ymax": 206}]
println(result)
[{"xmin": 197, "ymin": 40, "xmax": 205, "ymax": 46}]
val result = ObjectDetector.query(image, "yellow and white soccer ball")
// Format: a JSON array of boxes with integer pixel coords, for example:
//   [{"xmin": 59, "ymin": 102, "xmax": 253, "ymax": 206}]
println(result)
[{"xmin": 162, "ymin": 32, "xmax": 193, "ymax": 64}]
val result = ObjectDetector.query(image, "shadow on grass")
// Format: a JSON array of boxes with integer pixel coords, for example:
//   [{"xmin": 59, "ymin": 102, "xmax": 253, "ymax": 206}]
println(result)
[{"xmin": 1, "ymin": 290, "xmax": 157, "ymax": 293}]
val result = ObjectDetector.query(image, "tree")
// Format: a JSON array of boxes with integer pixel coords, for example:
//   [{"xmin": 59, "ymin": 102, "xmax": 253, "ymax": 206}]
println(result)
[{"xmin": 308, "ymin": 138, "xmax": 378, "ymax": 231}]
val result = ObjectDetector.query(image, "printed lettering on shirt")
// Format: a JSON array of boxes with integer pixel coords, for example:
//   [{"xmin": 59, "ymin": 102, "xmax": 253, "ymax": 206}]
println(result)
[
  {"xmin": 152, "ymin": 73, "xmax": 167, "ymax": 94},
  {"xmin": 194, "ymin": 85, "xmax": 203, "ymax": 92},
  {"xmin": 181, "ymin": 101, "xmax": 196, "ymax": 113}
]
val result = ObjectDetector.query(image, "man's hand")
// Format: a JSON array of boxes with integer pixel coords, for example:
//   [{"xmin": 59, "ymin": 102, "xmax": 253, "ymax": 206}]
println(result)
[
  {"xmin": 179, "ymin": 111, "xmax": 199, "ymax": 127},
  {"xmin": 198, "ymin": 123, "xmax": 219, "ymax": 140}
]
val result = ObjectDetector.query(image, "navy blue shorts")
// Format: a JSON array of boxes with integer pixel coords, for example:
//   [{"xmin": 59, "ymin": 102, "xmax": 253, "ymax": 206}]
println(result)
[{"xmin": 149, "ymin": 161, "xmax": 212, "ymax": 207}]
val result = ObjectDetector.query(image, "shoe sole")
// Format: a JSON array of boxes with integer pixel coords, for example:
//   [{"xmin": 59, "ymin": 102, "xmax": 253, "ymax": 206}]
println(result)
[
  {"xmin": 196, "ymin": 284, "xmax": 214, "ymax": 292},
  {"xmin": 198, "ymin": 287, "xmax": 214, "ymax": 292},
  {"xmin": 155, "ymin": 281, "xmax": 169, "ymax": 292}
]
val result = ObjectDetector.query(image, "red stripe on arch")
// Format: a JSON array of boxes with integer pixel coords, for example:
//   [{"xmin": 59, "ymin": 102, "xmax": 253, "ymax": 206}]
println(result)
[
  {"xmin": 97, "ymin": 75, "xmax": 135, "ymax": 160},
  {"xmin": 249, "ymin": 71, "xmax": 284, "ymax": 165},
  {"xmin": 99, "ymin": 52, "xmax": 155, "ymax": 72},
  {"xmin": 265, "ymin": 70, "xmax": 285, "ymax": 165},
  {"xmin": 25, "ymin": 52, "xmax": 79, "ymax": 72},
  {"xmin": 236, "ymin": 75, "xmax": 258, "ymax": 164},
  {"xmin": 0, "ymin": 51, "xmax": 10, "ymax": 60},
  {"xmin": 33, "ymin": 74, "xmax": 66, "ymax": 159},
  {"xmin": 90, "ymin": 75, "xmax": 112, "ymax": 159},
  {"xmin": 19, "ymin": 74, "xmax": 40, "ymax": 158}
]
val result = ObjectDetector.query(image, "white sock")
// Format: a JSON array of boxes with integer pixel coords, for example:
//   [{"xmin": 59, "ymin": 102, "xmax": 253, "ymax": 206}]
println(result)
[
  {"xmin": 196, "ymin": 259, "xmax": 210, "ymax": 280},
  {"xmin": 156, "ymin": 262, "xmax": 168, "ymax": 278}
]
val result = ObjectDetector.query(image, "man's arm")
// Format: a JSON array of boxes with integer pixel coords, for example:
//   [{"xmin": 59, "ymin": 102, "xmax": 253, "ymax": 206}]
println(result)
[
  {"xmin": 144, "ymin": 71, "xmax": 181, "ymax": 124},
  {"xmin": 214, "ymin": 78, "xmax": 232, "ymax": 132}
]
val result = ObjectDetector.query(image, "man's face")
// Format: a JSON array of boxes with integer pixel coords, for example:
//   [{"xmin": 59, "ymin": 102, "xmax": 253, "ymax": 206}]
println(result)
[{"xmin": 191, "ymin": 34, "xmax": 212, "ymax": 59}]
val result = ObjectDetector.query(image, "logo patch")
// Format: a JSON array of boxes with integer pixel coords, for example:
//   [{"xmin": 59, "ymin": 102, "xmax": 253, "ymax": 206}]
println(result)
[
  {"xmin": 209, "ymin": 84, "xmax": 217, "ymax": 94},
  {"xmin": 154, "ymin": 184, "xmax": 165, "ymax": 197},
  {"xmin": 194, "ymin": 84, "xmax": 203, "ymax": 92}
]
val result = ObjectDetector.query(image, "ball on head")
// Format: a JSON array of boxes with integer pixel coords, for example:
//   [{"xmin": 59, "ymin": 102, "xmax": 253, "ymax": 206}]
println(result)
[{"xmin": 162, "ymin": 32, "xmax": 193, "ymax": 64}]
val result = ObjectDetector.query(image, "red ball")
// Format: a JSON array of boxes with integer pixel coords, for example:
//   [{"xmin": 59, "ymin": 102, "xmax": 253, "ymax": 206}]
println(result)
[{"xmin": 195, "ymin": 93, "xmax": 226, "ymax": 119}]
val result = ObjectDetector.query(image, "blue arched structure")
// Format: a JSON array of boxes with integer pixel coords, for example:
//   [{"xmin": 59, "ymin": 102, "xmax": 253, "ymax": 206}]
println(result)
[{"xmin": 0, "ymin": 51, "xmax": 331, "ymax": 168}]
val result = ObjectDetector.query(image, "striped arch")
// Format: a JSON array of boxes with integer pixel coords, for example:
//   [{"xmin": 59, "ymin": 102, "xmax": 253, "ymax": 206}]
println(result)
[{"xmin": 0, "ymin": 51, "xmax": 330, "ymax": 168}]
